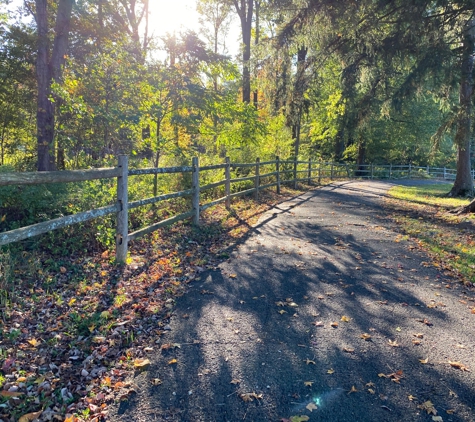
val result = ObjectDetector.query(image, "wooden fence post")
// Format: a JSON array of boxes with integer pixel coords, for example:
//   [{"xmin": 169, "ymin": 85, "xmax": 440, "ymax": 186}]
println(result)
[
  {"xmin": 443, "ymin": 167, "xmax": 446, "ymax": 180},
  {"xmin": 255, "ymin": 157, "xmax": 260, "ymax": 200},
  {"xmin": 276, "ymin": 156, "xmax": 281, "ymax": 194},
  {"xmin": 192, "ymin": 157, "xmax": 200, "ymax": 225},
  {"xmin": 427, "ymin": 165, "xmax": 430, "ymax": 177},
  {"xmin": 330, "ymin": 163, "xmax": 334, "ymax": 180},
  {"xmin": 318, "ymin": 162, "xmax": 321, "ymax": 183},
  {"xmin": 371, "ymin": 163, "xmax": 374, "ymax": 179},
  {"xmin": 408, "ymin": 163, "xmax": 412, "ymax": 178},
  {"xmin": 116, "ymin": 155, "xmax": 129, "ymax": 263},
  {"xmin": 225, "ymin": 157, "xmax": 231, "ymax": 210},
  {"xmin": 308, "ymin": 158, "xmax": 312, "ymax": 184},
  {"xmin": 389, "ymin": 164, "xmax": 392, "ymax": 179},
  {"xmin": 293, "ymin": 157, "xmax": 298, "ymax": 188}
]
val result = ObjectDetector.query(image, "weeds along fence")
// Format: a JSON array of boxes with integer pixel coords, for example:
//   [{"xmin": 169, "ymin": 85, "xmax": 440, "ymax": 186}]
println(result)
[{"xmin": 0, "ymin": 157, "xmax": 468, "ymax": 263}]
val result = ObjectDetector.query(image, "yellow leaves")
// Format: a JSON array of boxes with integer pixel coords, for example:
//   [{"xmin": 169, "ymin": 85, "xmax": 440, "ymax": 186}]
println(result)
[
  {"xmin": 134, "ymin": 358, "xmax": 151, "ymax": 370},
  {"xmin": 408, "ymin": 395, "xmax": 417, "ymax": 401},
  {"xmin": 290, "ymin": 416, "xmax": 309, "ymax": 422},
  {"xmin": 278, "ymin": 310, "xmax": 287, "ymax": 315},
  {"xmin": 304, "ymin": 359, "xmax": 316, "ymax": 365},
  {"xmin": 348, "ymin": 385, "xmax": 358, "ymax": 394},
  {"xmin": 18, "ymin": 411, "xmax": 43, "ymax": 422},
  {"xmin": 168, "ymin": 358, "xmax": 178, "ymax": 365},
  {"xmin": 419, "ymin": 357, "xmax": 429, "ymax": 364},
  {"xmin": 448, "ymin": 361, "xmax": 469, "ymax": 371},
  {"xmin": 395, "ymin": 327, "xmax": 402, "ymax": 332},
  {"xmin": 306, "ymin": 402, "xmax": 318, "ymax": 412},
  {"xmin": 27, "ymin": 338, "xmax": 40, "ymax": 347},
  {"xmin": 418, "ymin": 400, "xmax": 437, "ymax": 415},
  {"xmin": 304, "ymin": 381, "xmax": 313, "ymax": 387},
  {"xmin": 68, "ymin": 298, "xmax": 76, "ymax": 306},
  {"xmin": 239, "ymin": 392, "xmax": 262, "ymax": 402},
  {"xmin": 229, "ymin": 273, "xmax": 237, "ymax": 278},
  {"xmin": 327, "ymin": 368, "xmax": 335, "ymax": 374},
  {"xmin": 340, "ymin": 315, "xmax": 351, "ymax": 322},
  {"xmin": 360, "ymin": 333, "xmax": 371, "ymax": 341},
  {"xmin": 388, "ymin": 340, "xmax": 398, "ymax": 347}
]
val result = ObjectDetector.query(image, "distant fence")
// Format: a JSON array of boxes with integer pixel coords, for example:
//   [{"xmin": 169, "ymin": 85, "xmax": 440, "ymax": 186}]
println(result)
[{"xmin": 0, "ymin": 158, "xmax": 468, "ymax": 262}]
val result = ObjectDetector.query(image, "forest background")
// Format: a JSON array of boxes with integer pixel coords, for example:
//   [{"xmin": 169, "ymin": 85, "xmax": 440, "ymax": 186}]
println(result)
[{"xmin": 2, "ymin": 0, "xmax": 475, "ymax": 251}]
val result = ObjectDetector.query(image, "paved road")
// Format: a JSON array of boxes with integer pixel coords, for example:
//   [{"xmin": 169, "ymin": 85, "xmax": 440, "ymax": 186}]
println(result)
[{"xmin": 110, "ymin": 180, "xmax": 475, "ymax": 422}]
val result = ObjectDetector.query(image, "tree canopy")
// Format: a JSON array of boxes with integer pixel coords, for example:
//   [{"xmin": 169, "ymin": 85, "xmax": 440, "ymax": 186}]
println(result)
[{"xmin": 1, "ymin": 0, "xmax": 474, "ymax": 195}]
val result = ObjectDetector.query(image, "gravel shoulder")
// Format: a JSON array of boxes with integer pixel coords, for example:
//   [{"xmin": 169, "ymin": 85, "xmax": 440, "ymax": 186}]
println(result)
[{"xmin": 109, "ymin": 180, "xmax": 475, "ymax": 422}]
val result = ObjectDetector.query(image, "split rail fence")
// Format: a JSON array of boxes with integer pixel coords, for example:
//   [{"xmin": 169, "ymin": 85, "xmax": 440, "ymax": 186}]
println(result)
[{"xmin": 0, "ymin": 158, "xmax": 470, "ymax": 262}]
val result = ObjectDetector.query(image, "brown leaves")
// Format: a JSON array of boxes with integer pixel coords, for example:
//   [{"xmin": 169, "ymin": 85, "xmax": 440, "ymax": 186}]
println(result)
[
  {"xmin": 448, "ymin": 361, "xmax": 470, "ymax": 371},
  {"xmin": 18, "ymin": 411, "xmax": 43, "ymax": 422},
  {"xmin": 418, "ymin": 400, "xmax": 437, "ymax": 415},
  {"xmin": 378, "ymin": 370, "xmax": 403, "ymax": 383},
  {"xmin": 239, "ymin": 392, "xmax": 262, "ymax": 402},
  {"xmin": 133, "ymin": 358, "xmax": 151, "ymax": 370},
  {"xmin": 360, "ymin": 333, "xmax": 372, "ymax": 341}
]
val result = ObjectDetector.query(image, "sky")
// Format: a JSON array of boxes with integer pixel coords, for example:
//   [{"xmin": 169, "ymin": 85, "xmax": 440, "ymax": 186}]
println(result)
[{"xmin": 5, "ymin": 0, "xmax": 240, "ymax": 57}]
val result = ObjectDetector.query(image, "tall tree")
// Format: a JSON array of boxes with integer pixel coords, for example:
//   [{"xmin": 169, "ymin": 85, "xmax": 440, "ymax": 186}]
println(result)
[
  {"xmin": 35, "ymin": 0, "xmax": 75, "ymax": 171},
  {"xmin": 232, "ymin": 0, "xmax": 253, "ymax": 103}
]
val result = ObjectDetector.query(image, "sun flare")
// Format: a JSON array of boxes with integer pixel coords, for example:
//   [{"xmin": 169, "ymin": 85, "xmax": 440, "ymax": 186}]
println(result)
[{"xmin": 148, "ymin": 0, "xmax": 200, "ymax": 36}]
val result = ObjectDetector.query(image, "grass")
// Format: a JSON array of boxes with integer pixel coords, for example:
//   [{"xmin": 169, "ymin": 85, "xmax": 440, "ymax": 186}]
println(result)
[{"xmin": 386, "ymin": 183, "xmax": 475, "ymax": 285}]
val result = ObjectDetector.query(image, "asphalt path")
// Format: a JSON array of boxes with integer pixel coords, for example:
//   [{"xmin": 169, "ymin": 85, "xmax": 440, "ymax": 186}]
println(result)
[{"xmin": 110, "ymin": 180, "xmax": 475, "ymax": 422}]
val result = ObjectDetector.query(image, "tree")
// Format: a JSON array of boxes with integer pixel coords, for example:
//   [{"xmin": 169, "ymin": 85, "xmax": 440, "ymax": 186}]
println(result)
[
  {"xmin": 34, "ymin": 0, "xmax": 75, "ymax": 171},
  {"xmin": 232, "ymin": 0, "xmax": 253, "ymax": 103},
  {"xmin": 448, "ymin": 19, "xmax": 475, "ymax": 197}
]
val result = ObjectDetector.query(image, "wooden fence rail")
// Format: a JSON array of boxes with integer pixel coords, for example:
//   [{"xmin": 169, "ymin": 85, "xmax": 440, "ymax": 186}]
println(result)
[{"xmin": 0, "ymin": 157, "xmax": 471, "ymax": 262}]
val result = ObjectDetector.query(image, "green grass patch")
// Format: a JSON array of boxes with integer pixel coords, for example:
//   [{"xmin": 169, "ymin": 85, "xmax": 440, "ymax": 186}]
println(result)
[
  {"xmin": 386, "ymin": 183, "xmax": 475, "ymax": 285},
  {"xmin": 389, "ymin": 183, "xmax": 470, "ymax": 208}
]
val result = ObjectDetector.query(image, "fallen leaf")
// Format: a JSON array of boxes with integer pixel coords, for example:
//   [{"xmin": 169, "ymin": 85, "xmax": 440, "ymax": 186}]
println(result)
[
  {"xmin": 395, "ymin": 327, "xmax": 402, "ymax": 332},
  {"xmin": 418, "ymin": 400, "xmax": 437, "ymax": 415},
  {"xmin": 239, "ymin": 392, "xmax": 262, "ymax": 402},
  {"xmin": 275, "ymin": 301, "xmax": 285, "ymax": 307},
  {"xmin": 290, "ymin": 416, "xmax": 309, "ymax": 422},
  {"xmin": 360, "ymin": 333, "xmax": 372, "ymax": 341},
  {"xmin": 343, "ymin": 347, "xmax": 355, "ymax": 353},
  {"xmin": 368, "ymin": 388, "xmax": 375, "ymax": 394},
  {"xmin": 229, "ymin": 274, "xmax": 237, "ymax": 278},
  {"xmin": 419, "ymin": 357, "xmax": 429, "ymax": 364},
  {"xmin": 331, "ymin": 322, "xmax": 339, "ymax": 328},
  {"xmin": 432, "ymin": 416, "xmax": 443, "ymax": 422},
  {"xmin": 151, "ymin": 378, "xmax": 162, "ymax": 386},
  {"xmin": 288, "ymin": 302, "xmax": 299, "ymax": 307},
  {"xmin": 27, "ymin": 339, "xmax": 40, "ymax": 347},
  {"xmin": 388, "ymin": 340, "xmax": 398, "ymax": 347},
  {"xmin": 0, "ymin": 391, "xmax": 24, "ymax": 397},
  {"xmin": 306, "ymin": 402, "xmax": 318, "ymax": 412},
  {"xmin": 408, "ymin": 395, "xmax": 417, "ymax": 401},
  {"xmin": 18, "ymin": 411, "xmax": 43, "ymax": 422},
  {"xmin": 133, "ymin": 358, "xmax": 151, "ymax": 369},
  {"xmin": 341, "ymin": 315, "xmax": 351, "ymax": 322},
  {"xmin": 446, "ymin": 409, "xmax": 455, "ymax": 414},
  {"xmin": 304, "ymin": 381, "xmax": 313, "ymax": 387},
  {"xmin": 305, "ymin": 359, "xmax": 316, "ymax": 365},
  {"xmin": 348, "ymin": 385, "xmax": 358, "ymax": 394},
  {"xmin": 378, "ymin": 373, "xmax": 387, "ymax": 378},
  {"xmin": 448, "ymin": 361, "xmax": 469, "ymax": 371},
  {"xmin": 327, "ymin": 368, "xmax": 335, "ymax": 374},
  {"xmin": 230, "ymin": 379, "xmax": 240, "ymax": 384},
  {"xmin": 168, "ymin": 358, "xmax": 178, "ymax": 365},
  {"xmin": 413, "ymin": 333, "xmax": 424, "ymax": 338},
  {"xmin": 278, "ymin": 310, "xmax": 287, "ymax": 315},
  {"xmin": 312, "ymin": 321, "xmax": 323, "ymax": 327}
]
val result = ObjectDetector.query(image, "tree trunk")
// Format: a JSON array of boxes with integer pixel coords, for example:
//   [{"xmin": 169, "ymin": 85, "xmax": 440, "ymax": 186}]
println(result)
[
  {"xmin": 35, "ymin": 0, "xmax": 74, "ymax": 171},
  {"xmin": 449, "ymin": 19, "xmax": 475, "ymax": 197},
  {"xmin": 253, "ymin": 0, "xmax": 259, "ymax": 108},
  {"xmin": 233, "ymin": 0, "xmax": 253, "ymax": 103}
]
